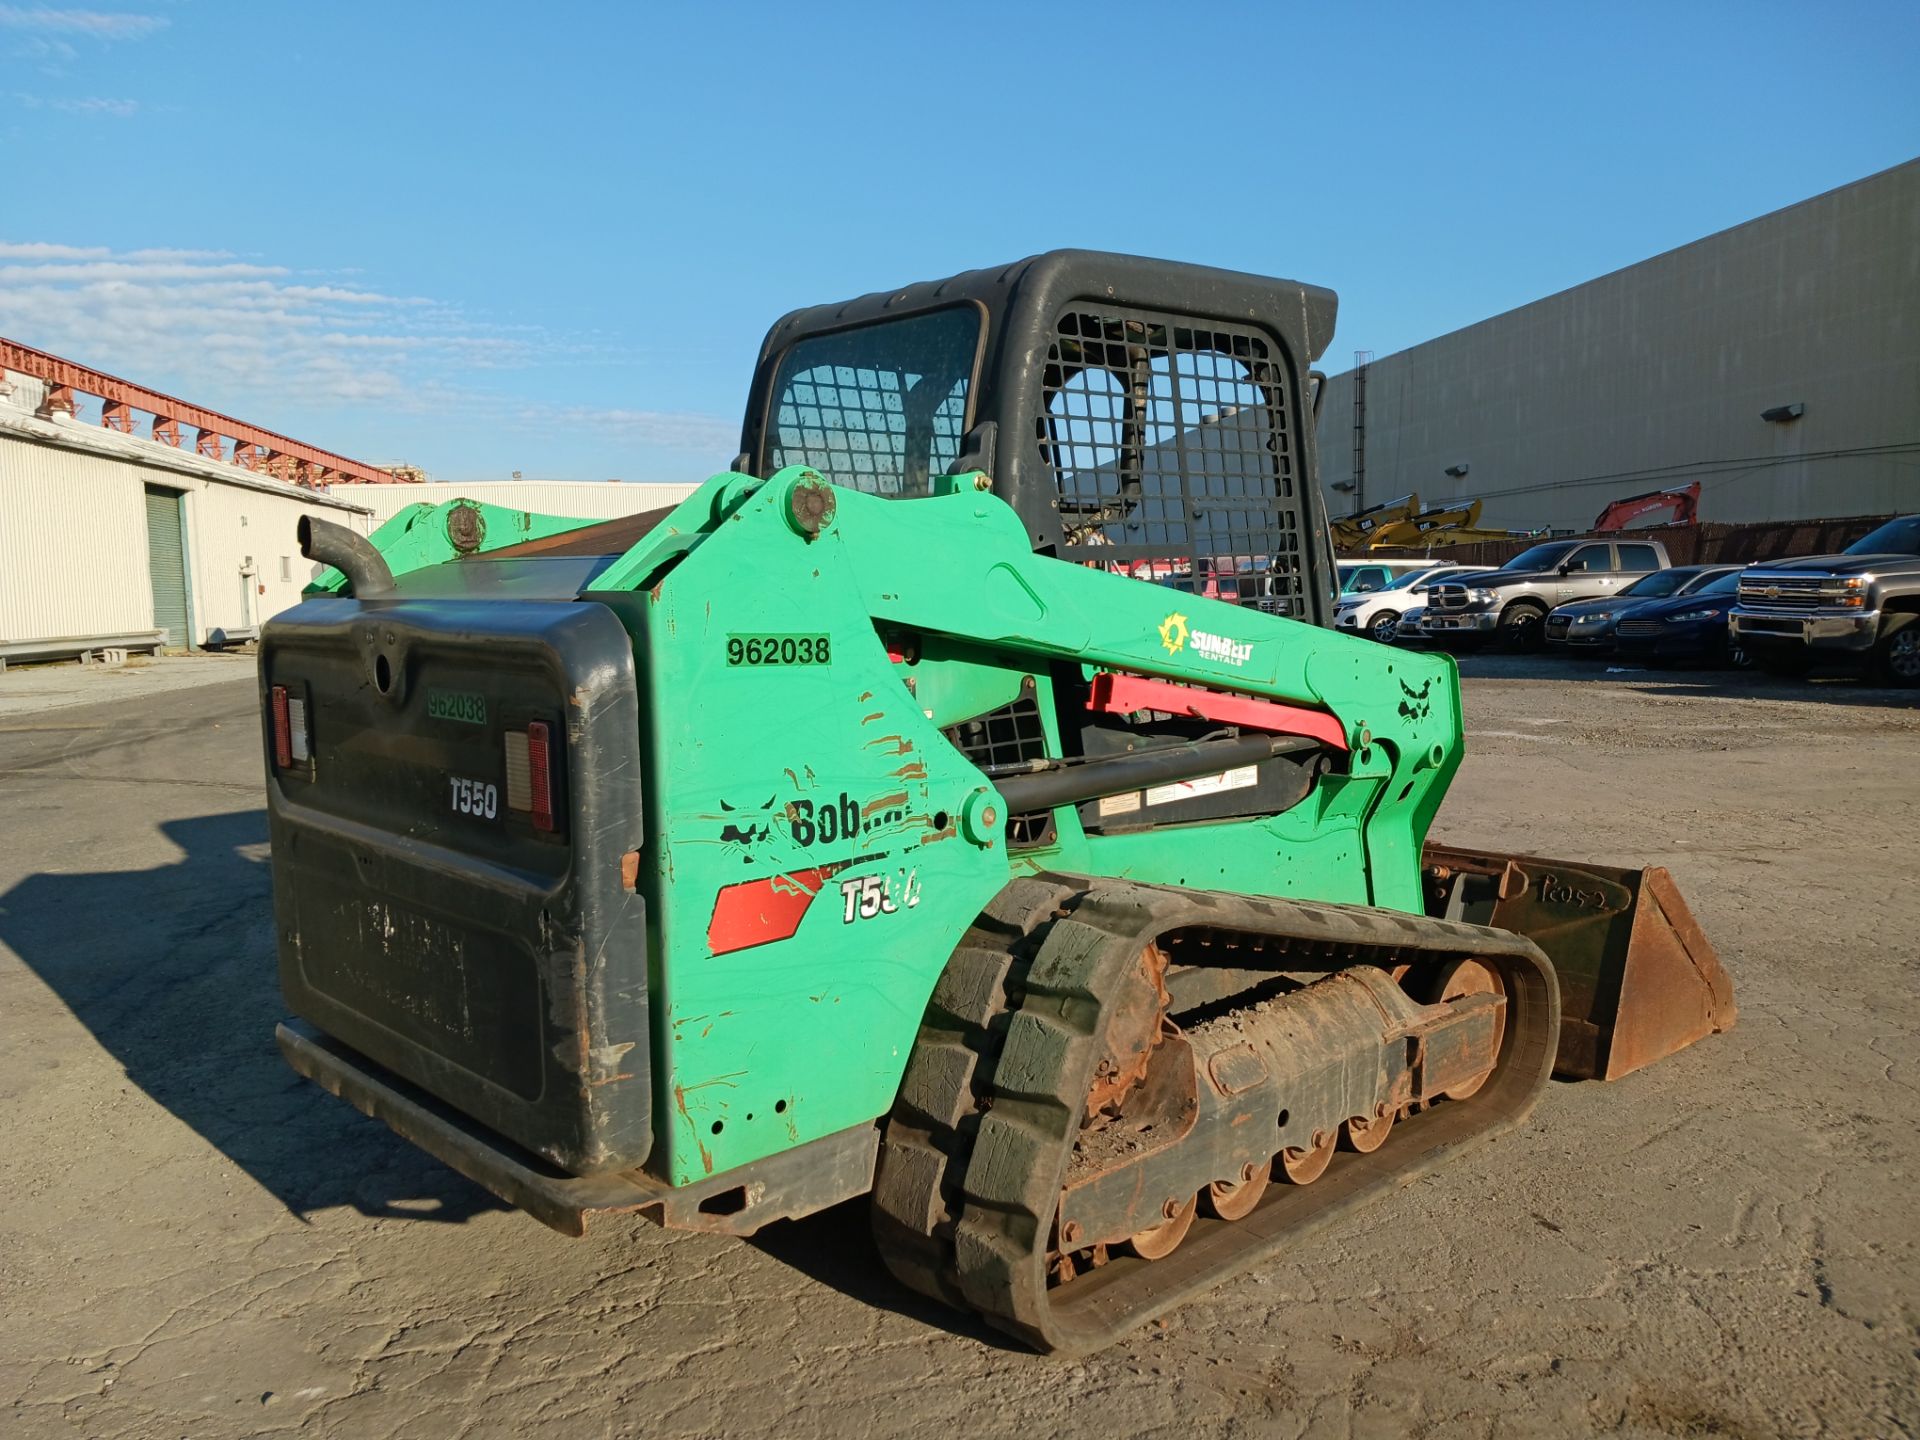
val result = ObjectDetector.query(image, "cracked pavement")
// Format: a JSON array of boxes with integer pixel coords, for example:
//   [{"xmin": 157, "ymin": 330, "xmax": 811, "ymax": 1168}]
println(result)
[{"xmin": 1, "ymin": 661, "xmax": 1915, "ymax": 1438}]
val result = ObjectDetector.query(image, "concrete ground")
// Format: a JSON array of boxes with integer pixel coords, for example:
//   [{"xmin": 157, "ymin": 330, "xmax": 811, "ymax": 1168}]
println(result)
[
  {"xmin": 0, "ymin": 651, "xmax": 257, "ymax": 720},
  {"xmin": 1, "ymin": 661, "xmax": 1915, "ymax": 1439}
]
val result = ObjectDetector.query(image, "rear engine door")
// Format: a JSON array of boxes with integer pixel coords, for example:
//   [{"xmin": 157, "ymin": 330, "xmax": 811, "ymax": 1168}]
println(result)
[{"xmin": 261, "ymin": 596, "xmax": 650, "ymax": 1175}]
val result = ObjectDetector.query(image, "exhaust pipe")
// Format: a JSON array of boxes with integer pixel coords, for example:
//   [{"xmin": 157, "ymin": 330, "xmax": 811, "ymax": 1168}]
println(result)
[{"xmin": 299, "ymin": 516, "xmax": 395, "ymax": 598}]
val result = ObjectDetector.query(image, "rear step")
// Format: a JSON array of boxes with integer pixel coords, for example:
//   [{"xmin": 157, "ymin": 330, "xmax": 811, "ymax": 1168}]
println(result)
[{"xmin": 278, "ymin": 1020, "xmax": 876, "ymax": 1238}]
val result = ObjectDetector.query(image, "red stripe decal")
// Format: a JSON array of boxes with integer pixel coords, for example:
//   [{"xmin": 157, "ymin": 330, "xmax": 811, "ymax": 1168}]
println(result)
[
  {"xmin": 706, "ymin": 863, "xmax": 849, "ymax": 956},
  {"xmin": 1087, "ymin": 671, "xmax": 1349, "ymax": 752}
]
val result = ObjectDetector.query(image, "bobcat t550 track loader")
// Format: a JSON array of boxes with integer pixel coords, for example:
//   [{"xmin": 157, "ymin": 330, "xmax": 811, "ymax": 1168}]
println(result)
[{"xmin": 262, "ymin": 252, "xmax": 1734, "ymax": 1354}]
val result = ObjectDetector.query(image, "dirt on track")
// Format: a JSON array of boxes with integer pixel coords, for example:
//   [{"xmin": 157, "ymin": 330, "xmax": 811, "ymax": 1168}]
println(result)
[{"xmin": 1, "ymin": 660, "xmax": 1916, "ymax": 1440}]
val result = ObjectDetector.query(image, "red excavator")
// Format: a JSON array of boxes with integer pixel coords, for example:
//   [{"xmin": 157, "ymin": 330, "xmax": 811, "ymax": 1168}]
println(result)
[{"xmin": 1593, "ymin": 482, "xmax": 1700, "ymax": 532}]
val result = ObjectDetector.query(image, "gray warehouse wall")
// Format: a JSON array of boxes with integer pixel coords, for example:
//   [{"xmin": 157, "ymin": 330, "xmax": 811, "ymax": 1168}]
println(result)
[{"xmin": 1316, "ymin": 160, "xmax": 1920, "ymax": 533}]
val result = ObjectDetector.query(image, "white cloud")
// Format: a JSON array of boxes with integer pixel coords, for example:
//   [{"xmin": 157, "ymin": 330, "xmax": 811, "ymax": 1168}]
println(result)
[
  {"xmin": 123, "ymin": 247, "xmax": 236, "ymax": 262},
  {"xmin": 0, "ymin": 7, "xmax": 168, "ymax": 39},
  {"xmin": 11, "ymin": 34, "xmax": 76, "ymax": 61},
  {"xmin": 11, "ymin": 89, "xmax": 138, "ymax": 115},
  {"xmin": 0, "ymin": 240, "xmax": 732, "ymax": 462},
  {"xmin": 0, "ymin": 240, "xmax": 108, "ymax": 259},
  {"xmin": 544, "ymin": 404, "xmax": 740, "ymax": 453},
  {"xmin": 53, "ymin": 94, "xmax": 137, "ymax": 115}
]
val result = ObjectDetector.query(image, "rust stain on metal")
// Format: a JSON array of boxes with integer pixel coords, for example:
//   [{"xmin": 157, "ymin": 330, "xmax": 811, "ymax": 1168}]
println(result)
[
  {"xmin": 1085, "ymin": 943, "xmax": 1171, "ymax": 1119},
  {"xmin": 671, "ymin": 1071, "xmax": 750, "ymax": 1176},
  {"xmin": 891, "ymin": 761, "xmax": 928, "ymax": 782},
  {"xmin": 619, "ymin": 850, "xmax": 641, "ymax": 890},
  {"xmin": 860, "ymin": 711, "xmax": 886, "ymax": 725},
  {"xmin": 670, "ymin": 1084, "xmax": 707, "ymax": 1174},
  {"xmin": 863, "ymin": 791, "xmax": 909, "ymax": 818},
  {"xmin": 864, "ymin": 734, "xmax": 913, "ymax": 755}
]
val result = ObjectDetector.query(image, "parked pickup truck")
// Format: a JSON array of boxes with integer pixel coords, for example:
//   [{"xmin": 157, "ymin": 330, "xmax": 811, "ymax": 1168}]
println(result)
[
  {"xmin": 1729, "ymin": 515, "xmax": 1920, "ymax": 685},
  {"xmin": 1421, "ymin": 536, "xmax": 1672, "ymax": 649}
]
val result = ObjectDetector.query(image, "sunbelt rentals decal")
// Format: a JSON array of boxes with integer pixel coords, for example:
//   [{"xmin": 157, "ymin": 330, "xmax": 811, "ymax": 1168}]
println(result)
[{"xmin": 1158, "ymin": 611, "xmax": 1252, "ymax": 668}]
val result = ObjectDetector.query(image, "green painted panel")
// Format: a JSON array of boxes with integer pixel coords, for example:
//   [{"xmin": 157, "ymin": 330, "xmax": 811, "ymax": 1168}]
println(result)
[{"xmin": 575, "ymin": 467, "xmax": 1465, "ymax": 1185}]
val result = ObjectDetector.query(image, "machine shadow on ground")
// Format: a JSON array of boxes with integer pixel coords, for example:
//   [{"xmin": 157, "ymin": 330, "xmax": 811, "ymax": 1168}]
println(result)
[
  {"xmin": 0, "ymin": 807, "xmax": 508, "ymax": 1227},
  {"xmin": 0, "ymin": 788, "xmax": 1011, "ymax": 1330},
  {"xmin": 747, "ymin": 1195, "xmax": 1027, "ymax": 1351}
]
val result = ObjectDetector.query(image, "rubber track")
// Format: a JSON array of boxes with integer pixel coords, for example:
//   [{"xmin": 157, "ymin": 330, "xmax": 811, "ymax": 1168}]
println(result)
[
  {"xmin": 872, "ymin": 874, "xmax": 1560, "ymax": 1355},
  {"xmin": 870, "ymin": 876, "xmax": 1081, "ymax": 1310}
]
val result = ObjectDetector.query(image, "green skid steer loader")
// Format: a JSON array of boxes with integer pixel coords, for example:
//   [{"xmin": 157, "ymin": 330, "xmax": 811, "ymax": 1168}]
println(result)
[{"xmin": 262, "ymin": 252, "xmax": 1734, "ymax": 1354}]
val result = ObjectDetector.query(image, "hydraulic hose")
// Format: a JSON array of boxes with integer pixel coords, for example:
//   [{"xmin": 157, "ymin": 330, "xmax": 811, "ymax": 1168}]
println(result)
[{"xmin": 993, "ymin": 733, "xmax": 1318, "ymax": 814}]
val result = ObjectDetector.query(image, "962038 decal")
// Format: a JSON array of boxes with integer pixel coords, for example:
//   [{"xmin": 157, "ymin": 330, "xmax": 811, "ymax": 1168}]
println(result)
[{"xmin": 727, "ymin": 634, "xmax": 831, "ymax": 666}]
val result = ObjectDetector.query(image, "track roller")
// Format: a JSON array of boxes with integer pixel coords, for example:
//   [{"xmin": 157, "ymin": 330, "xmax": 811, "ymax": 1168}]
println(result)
[{"xmin": 1279, "ymin": 1128, "xmax": 1336, "ymax": 1184}]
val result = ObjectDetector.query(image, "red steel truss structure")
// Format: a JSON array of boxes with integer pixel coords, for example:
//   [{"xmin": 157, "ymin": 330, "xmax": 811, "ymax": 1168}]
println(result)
[{"xmin": 1, "ymin": 337, "xmax": 410, "ymax": 488}]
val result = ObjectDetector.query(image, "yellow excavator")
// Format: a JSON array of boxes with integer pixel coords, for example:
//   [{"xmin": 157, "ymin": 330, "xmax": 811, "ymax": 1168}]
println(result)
[
  {"xmin": 1328, "ymin": 493, "xmax": 1421, "ymax": 550},
  {"xmin": 1334, "ymin": 496, "xmax": 1533, "ymax": 551},
  {"xmin": 1375, "ymin": 498, "xmax": 1535, "ymax": 548}
]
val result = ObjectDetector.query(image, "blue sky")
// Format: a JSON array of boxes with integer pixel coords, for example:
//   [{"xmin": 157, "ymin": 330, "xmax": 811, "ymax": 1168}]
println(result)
[{"xmin": 2, "ymin": 1, "xmax": 1915, "ymax": 482}]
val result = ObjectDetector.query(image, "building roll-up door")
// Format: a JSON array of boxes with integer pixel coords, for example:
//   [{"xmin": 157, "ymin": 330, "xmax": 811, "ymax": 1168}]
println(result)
[{"xmin": 143, "ymin": 485, "xmax": 190, "ymax": 648}]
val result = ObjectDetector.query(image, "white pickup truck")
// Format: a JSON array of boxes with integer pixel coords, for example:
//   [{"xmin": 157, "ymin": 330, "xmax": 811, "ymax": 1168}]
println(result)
[{"xmin": 1333, "ymin": 564, "xmax": 1495, "ymax": 644}]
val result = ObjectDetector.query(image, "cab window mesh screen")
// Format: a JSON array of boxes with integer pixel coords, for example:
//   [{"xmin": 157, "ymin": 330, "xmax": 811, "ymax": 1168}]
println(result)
[
  {"xmin": 1038, "ymin": 309, "xmax": 1306, "ymax": 617},
  {"xmin": 766, "ymin": 307, "xmax": 979, "ymax": 496}
]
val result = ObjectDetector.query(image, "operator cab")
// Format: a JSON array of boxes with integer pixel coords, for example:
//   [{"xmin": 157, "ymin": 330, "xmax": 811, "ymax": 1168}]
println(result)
[{"xmin": 736, "ymin": 251, "xmax": 1342, "ymax": 627}]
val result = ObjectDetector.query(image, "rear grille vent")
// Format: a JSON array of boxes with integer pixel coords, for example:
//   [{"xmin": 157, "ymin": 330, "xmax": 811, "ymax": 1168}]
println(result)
[{"xmin": 944, "ymin": 696, "xmax": 1056, "ymax": 848}]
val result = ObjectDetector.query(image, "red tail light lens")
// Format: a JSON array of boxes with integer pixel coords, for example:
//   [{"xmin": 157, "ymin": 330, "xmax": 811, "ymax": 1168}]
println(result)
[
  {"xmin": 527, "ymin": 721, "xmax": 554, "ymax": 832},
  {"xmin": 271, "ymin": 685, "xmax": 292, "ymax": 768}
]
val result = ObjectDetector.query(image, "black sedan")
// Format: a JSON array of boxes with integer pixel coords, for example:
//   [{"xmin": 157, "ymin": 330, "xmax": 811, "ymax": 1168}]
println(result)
[
  {"xmin": 1545, "ymin": 565, "xmax": 1740, "ymax": 651},
  {"xmin": 1611, "ymin": 571, "xmax": 1747, "ymax": 665}
]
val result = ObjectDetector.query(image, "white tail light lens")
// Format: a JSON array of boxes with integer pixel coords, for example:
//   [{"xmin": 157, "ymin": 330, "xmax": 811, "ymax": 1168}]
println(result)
[
  {"xmin": 504, "ymin": 725, "xmax": 555, "ymax": 831},
  {"xmin": 504, "ymin": 731, "xmax": 531, "ymax": 812},
  {"xmin": 287, "ymin": 696, "xmax": 309, "ymax": 762}
]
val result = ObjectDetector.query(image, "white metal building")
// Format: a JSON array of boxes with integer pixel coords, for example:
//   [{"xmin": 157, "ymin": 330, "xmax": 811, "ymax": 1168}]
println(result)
[
  {"xmin": 328, "ymin": 479, "xmax": 700, "ymax": 528},
  {"xmin": 1, "ymin": 370, "xmax": 374, "ymax": 659},
  {"xmin": 1315, "ymin": 159, "xmax": 1920, "ymax": 531}
]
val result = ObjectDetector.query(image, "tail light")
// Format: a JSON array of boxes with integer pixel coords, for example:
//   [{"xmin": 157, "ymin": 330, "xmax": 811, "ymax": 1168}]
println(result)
[
  {"xmin": 505, "ymin": 722, "xmax": 556, "ymax": 832},
  {"xmin": 270, "ymin": 685, "xmax": 311, "ymax": 769},
  {"xmin": 527, "ymin": 721, "xmax": 554, "ymax": 832},
  {"xmin": 271, "ymin": 685, "xmax": 291, "ymax": 768}
]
